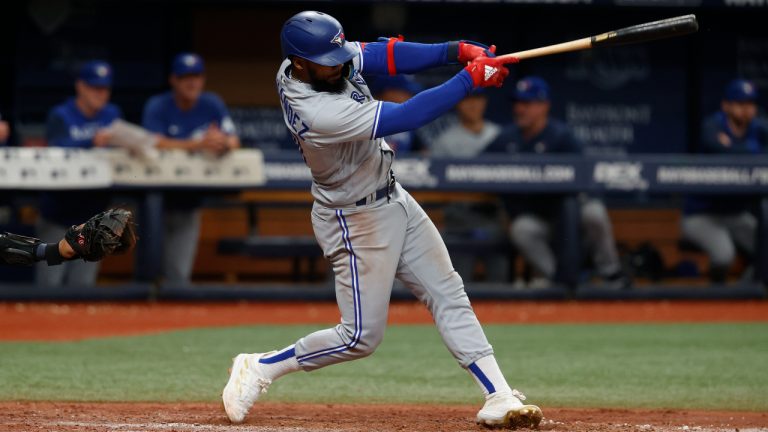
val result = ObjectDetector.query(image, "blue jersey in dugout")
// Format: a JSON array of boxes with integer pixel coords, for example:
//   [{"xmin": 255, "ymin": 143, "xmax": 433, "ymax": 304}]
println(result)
[
  {"xmin": 142, "ymin": 91, "xmax": 235, "ymax": 138},
  {"xmin": 46, "ymin": 98, "xmax": 122, "ymax": 148},
  {"xmin": 685, "ymin": 112, "xmax": 768, "ymax": 215},
  {"xmin": 700, "ymin": 111, "xmax": 768, "ymax": 155},
  {"xmin": 486, "ymin": 118, "xmax": 584, "ymax": 217},
  {"xmin": 488, "ymin": 118, "xmax": 583, "ymax": 154},
  {"xmin": 142, "ymin": 91, "xmax": 235, "ymax": 209},
  {"xmin": 41, "ymin": 98, "xmax": 122, "ymax": 226}
]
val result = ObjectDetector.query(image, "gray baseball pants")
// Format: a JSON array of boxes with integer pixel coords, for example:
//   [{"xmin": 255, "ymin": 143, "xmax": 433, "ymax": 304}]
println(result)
[
  {"xmin": 510, "ymin": 198, "xmax": 620, "ymax": 279},
  {"xmin": 35, "ymin": 218, "xmax": 100, "ymax": 287},
  {"xmin": 681, "ymin": 212, "xmax": 756, "ymax": 269},
  {"xmin": 163, "ymin": 209, "xmax": 201, "ymax": 284},
  {"xmin": 294, "ymin": 183, "xmax": 494, "ymax": 371}
]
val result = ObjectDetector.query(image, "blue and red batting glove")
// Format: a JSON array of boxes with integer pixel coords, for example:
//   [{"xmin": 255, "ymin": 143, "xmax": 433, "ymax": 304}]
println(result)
[{"xmin": 457, "ymin": 40, "xmax": 497, "ymax": 63}]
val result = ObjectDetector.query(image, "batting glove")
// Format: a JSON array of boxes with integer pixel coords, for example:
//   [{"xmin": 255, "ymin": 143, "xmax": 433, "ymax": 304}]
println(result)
[
  {"xmin": 457, "ymin": 40, "xmax": 497, "ymax": 63},
  {"xmin": 464, "ymin": 56, "xmax": 514, "ymax": 88}
]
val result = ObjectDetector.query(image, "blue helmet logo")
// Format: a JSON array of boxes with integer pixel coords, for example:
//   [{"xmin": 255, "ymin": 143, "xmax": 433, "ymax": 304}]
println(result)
[{"xmin": 331, "ymin": 29, "xmax": 345, "ymax": 48}]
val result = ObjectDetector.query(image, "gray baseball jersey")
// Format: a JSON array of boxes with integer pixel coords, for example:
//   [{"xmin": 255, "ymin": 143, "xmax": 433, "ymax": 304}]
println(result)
[
  {"xmin": 276, "ymin": 47, "xmax": 393, "ymax": 207},
  {"xmin": 275, "ymin": 47, "xmax": 494, "ymax": 371}
]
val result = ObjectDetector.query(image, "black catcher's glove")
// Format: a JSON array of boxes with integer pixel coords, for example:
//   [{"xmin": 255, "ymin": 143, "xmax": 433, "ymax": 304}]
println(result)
[
  {"xmin": 65, "ymin": 208, "xmax": 137, "ymax": 262},
  {"xmin": 0, "ymin": 232, "xmax": 42, "ymax": 266}
]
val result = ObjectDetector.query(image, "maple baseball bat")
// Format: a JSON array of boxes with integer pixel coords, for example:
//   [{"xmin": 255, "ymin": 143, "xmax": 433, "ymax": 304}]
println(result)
[{"xmin": 495, "ymin": 14, "xmax": 698, "ymax": 63}]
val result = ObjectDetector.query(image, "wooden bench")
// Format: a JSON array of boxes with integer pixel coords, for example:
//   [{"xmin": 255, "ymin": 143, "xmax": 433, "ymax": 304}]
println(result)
[{"xmin": 217, "ymin": 235, "xmax": 323, "ymax": 282}]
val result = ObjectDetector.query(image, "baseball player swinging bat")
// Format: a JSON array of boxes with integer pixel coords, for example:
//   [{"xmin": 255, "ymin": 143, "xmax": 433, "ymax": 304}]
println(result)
[{"xmin": 495, "ymin": 14, "xmax": 699, "ymax": 64}]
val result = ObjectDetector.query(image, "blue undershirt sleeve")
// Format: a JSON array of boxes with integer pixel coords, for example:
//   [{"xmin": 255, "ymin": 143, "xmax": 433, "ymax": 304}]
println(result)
[
  {"xmin": 374, "ymin": 70, "xmax": 473, "ymax": 138},
  {"xmin": 141, "ymin": 99, "xmax": 166, "ymax": 134},
  {"xmin": 699, "ymin": 115, "xmax": 751, "ymax": 154},
  {"xmin": 361, "ymin": 41, "xmax": 452, "ymax": 75}
]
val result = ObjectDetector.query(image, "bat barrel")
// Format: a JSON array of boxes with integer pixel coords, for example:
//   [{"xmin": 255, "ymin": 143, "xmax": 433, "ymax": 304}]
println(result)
[
  {"xmin": 494, "ymin": 14, "xmax": 698, "ymax": 64},
  {"xmin": 591, "ymin": 14, "xmax": 698, "ymax": 48}
]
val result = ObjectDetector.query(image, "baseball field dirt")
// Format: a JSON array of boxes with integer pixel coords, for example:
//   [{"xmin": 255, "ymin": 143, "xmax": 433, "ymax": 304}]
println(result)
[
  {"xmin": 1, "ymin": 300, "xmax": 767, "ymax": 431},
  {"xmin": 0, "ymin": 401, "xmax": 767, "ymax": 432}
]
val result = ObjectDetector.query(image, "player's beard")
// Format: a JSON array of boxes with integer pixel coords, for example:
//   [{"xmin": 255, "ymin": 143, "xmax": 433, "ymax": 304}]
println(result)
[{"xmin": 309, "ymin": 69, "xmax": 347, "ymax": 94}]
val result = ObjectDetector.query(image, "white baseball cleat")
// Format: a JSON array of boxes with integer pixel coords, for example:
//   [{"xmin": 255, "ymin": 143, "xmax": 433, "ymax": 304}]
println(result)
[
  {"xmin": 476, "ymin": 389, "xmax": 543, "ymax": 429},
  {"xmin": 222, "ymin": 353, "xmax": 272, "ymax": 424}
]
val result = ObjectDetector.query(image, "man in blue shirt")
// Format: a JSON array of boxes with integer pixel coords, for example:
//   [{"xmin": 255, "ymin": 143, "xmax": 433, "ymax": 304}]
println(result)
[
  {"xmin": 489, "ymin": 77, "xmax": 580, "ymax": 155},
  {"xmin": 682, "ymin": 79, "xmax": 768, "ymax": 283},
  {"xmin": 142, "ymin": 53, "xmax": 240, "ymax": 284},
  {"xmin": 38, "ymin": 60, "xmax": 122, "ymax": 287},
  {"xmin": 488, "ymin": 76, "xmax": 628, "ymax": 289}
]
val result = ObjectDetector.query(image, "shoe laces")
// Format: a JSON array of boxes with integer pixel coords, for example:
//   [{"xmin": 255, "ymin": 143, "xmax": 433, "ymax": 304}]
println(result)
[
  {"xmin": 511, "ymin": 389, "xmax": 527, "ymax": 401},
  {"xmin": 238, "ymin": 359, "xmax": 272, "ymax": 401},
  {"xmin": 255, "ymin": 377, "xmax": 272, "ymax": 394}
]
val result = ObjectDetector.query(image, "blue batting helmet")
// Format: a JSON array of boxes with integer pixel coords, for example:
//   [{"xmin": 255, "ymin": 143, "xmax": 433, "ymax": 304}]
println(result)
[{"xmin": 280, "ymin": 11, "xmax": 358, "ymax": 67}]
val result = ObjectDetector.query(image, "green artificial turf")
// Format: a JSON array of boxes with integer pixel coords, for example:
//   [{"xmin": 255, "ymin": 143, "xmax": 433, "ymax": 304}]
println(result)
[{"xmin": 0, "ymin": 323, "xmax": 766, "ymax": 410}]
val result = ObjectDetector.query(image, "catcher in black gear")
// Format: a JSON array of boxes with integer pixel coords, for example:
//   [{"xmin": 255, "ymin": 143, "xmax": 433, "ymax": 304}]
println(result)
[{"xmin": 0, "ymin": 208, "xmax": 136, "ymax": 267}]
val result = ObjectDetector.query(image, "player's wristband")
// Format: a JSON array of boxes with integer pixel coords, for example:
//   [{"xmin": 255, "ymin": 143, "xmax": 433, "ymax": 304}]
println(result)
[
  {"xmin": 42, "ymin": 243, "xmax": 66, "ymax": 266},
  {"xmin": 445, "ymin": 41, "xmax": 460, "ymax": 65}
]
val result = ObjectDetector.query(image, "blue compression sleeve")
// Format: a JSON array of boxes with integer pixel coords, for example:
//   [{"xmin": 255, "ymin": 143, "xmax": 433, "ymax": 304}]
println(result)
[
  {"xmin": 361, "ymin": 41, "xmax": 455, "ymax": 75},
  {"xmin": 375, "ymin": 70, "xmax": 473, "ymax": 138}
]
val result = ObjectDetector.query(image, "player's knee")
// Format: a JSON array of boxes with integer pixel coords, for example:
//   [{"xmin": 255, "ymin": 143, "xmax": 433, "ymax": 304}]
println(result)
[
  {"xmin": 709, "ymin": 241, "xmax": 736, "ymax": 268},
  {"xmin": 339, "ymin": 322, "xmax": 383, "ymax": 358},
  {"xmin": 510, "ymin": 217, "xmax": 539, "ymax": 245},
  {"xmin": 351, "ymin": 331, "xmax": 383, "ymax": 358},
  {"xmin": 581, "ymin": 201, "xmax": 611, "ymax": 232}
]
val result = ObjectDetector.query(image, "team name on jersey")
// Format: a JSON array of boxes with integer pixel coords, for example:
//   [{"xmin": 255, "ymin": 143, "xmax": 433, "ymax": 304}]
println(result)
[
  {"xmin": 350, "ymin": 91, "xmax": 365, "ymax": 103},
  {"xmin": 277, "ymin": 82, "xmax": 309, "ymax": 138},
  {"xmin": 68, "ymin": 123, "xmax": 102, "ymax": 141}
]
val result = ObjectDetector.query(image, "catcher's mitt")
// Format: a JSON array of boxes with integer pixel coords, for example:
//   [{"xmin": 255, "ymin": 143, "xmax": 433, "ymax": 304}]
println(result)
[
  {"xmin": 65, "ymin": 208, "xmax": 137, "ymax": 262},
  {"xmin": 0, "ymin": 232, "xmax": 42, "ymax": 266}
]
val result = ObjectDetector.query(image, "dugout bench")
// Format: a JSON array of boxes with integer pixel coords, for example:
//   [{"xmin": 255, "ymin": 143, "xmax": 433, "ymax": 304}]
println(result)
[{"xmin": 4, "ymin": 149, "xmax": 768, "ymax": 292}]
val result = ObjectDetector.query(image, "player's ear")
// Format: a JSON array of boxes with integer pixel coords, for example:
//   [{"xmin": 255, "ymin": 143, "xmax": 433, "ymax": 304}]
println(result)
[{"xmin": 292, "ymin": 57, "xmax": 305, "ymax": 71}]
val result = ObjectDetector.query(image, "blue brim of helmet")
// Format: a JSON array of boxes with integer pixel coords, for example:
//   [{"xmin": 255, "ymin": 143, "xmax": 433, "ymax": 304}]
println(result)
[{"xmin": 310, "ymin": 43, "xmax": 358, "ymax": 67}]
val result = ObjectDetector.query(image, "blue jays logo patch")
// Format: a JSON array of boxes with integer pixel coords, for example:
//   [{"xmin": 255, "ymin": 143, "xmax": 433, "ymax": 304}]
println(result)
[
  {"xmin": 350, "ymin": 91, "xmax": 365, "ymax": 103},
  {"xmin": 331, "ymin": 29, "xmax": 345, "ymax": 47}
]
